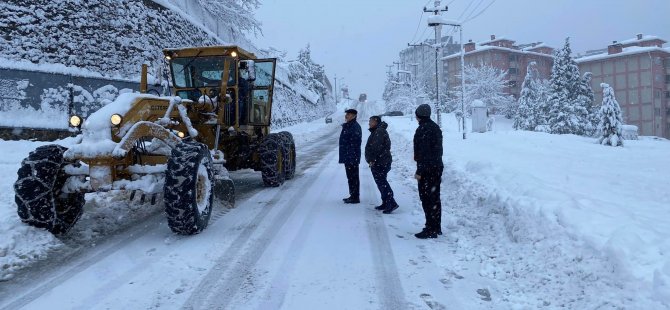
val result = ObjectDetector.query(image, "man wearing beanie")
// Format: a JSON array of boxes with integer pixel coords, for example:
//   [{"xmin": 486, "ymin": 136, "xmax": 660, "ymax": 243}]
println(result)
[
  {"xmin": 365, "ymin": 115, "xmax": 399, "ymax": 214},
  {"xmin": 413, "ymin": 104, "xmax": 444, "ymax": 239},
  {"xmin": 339, "ymin": 109, "xmax": 362, "ymax": 204}
]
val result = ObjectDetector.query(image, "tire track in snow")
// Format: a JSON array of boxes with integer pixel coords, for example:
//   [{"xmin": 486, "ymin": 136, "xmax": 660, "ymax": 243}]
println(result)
[
  {"xmin": 362, "ymin": 169, "xmax": 408, "ymax": 309},
  {"xmin": 251, "ymin": 155, "xmax": 338, "ymax": 309},
  {"xmin": 182, "ymin": 151, "xmax": 337, "ymax": 310},
  {"xmin": 0, "ymin": 126, "xmax": 340, "ymax": 310}
]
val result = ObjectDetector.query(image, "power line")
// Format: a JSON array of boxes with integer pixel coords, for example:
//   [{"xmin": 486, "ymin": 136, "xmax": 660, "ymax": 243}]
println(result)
[
  {"xmin": 410, "ymin": 12, "xmax": 425, "ymax": 43},
  {"xmin": 457, "ymin": 0, "xmax": 476, "ymax": 20},
  {"xmin": 462, "ymin": 0, "xmax": 486, "ymax": 21},
  {"xmin": 464, "ymin": 0, "xmax": 497, "ymax": 23}
]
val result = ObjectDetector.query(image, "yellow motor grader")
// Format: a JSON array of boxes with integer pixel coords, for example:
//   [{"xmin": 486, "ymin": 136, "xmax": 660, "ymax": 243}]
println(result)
[{"xmin": 13, "ymin": 46, "xmax": 296, "ymax": 235}]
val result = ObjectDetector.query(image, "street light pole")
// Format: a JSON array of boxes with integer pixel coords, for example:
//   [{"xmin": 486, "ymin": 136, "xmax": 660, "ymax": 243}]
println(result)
[
  {"xmin": 459, "ymin": 26, "xmax": 466, "ymax": 139},
  {"xmin": 424, "ymin": 2, "xmax": 448, "ymax": 128},
  {"xmin": 334, "ymin": 74, "xmax": 338, "ymax": 104}
]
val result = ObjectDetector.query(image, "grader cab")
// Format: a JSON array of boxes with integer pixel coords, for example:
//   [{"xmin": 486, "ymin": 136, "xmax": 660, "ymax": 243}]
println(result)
[{"xmin": 13, "ymin": 46, "xmax": 296, "ymax": 235}]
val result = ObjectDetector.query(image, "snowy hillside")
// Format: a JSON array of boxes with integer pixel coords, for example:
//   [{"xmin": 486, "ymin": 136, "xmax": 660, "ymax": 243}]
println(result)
[
  {"xmin": 0, "ymin": 0, "xmax": 220, "ymax": 80},
  {"xmin": 0, "ymin": 0, "xmax": 335, "ymax": 129}
]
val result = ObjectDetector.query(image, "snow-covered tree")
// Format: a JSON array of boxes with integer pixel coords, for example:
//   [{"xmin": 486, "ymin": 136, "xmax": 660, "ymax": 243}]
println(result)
[
  {"xmin": 597, "ymin": 83, "xmax": 624, "ymax": 146},
  {"xmin": 546, "ymin": 38, "xmax": 591, "ymax": 135},
  {"xmin": 446, "ymin": 65, "xmax": 513, "ymax": 117},
  {"xmin": 196, "ymin": 0, "xmax": 262, "ymax": 35},
  {"xmin": 287, "ymin": 45, "xmax": 329, "ymax": 101},
  {"xmin": 578, "ymin": 72, "xmax": 599, "ymax": 135},
  {"xmin": 385, "ymin": 79, "xmax": 426, "ymax": 113},
  {"xmin": 514, "ymin": 61, "xmax": 545, "ymax": 130}
]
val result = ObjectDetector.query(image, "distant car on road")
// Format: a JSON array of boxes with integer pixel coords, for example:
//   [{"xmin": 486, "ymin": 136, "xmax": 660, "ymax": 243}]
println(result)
[
  {"xmin": 325, "ymin": 116, "xmax": 332, "ymax": 123},
  {"xmin": 382, "ymin": 111, "xmax": 404, "ymax": 116}
]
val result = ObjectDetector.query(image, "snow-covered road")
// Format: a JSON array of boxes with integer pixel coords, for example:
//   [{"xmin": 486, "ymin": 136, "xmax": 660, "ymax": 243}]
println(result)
[
  {"xmin": 0, "ymin": 118, "xmax": 463, "ymax": 310},
  {"xmin": 1, "ymin": 108, "xmax": 667, "ymax": 309}
]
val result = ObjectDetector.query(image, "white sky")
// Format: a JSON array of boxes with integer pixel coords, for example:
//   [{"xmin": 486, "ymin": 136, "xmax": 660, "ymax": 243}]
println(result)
[{"xmin": 255, "ymin": 0, "xmax": 670, "ymax": 100}]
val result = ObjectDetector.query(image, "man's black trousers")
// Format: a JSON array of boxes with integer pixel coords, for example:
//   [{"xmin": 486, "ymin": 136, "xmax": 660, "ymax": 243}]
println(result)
[
  {"xmin": 344, "ymin": 163, "xmax": 359, "ymax": 199},
  {"xmin": 418, "ymin": 166, "xmax": 443, "ymax": 233}
]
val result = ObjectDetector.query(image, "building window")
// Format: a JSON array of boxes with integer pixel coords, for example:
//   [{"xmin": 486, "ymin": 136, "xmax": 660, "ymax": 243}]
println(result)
[
  {"xmin": 665, "ymin": 58, "xmax": 670, "ymax": 69},
  {"xmin": 655, "ymin": 108, "xmax": 661, "ymax": 116},
  {"xmin": 655, "ymin": 90, "xmax": 662, "ymax": 99},
  {"xmin": 615, "ymin": 59, "xmax": 626, "ymax": 72},
  {"xmin": 628, "ymin": 89, "xmax": 639, "ymax": 104},
  {"xmin": 665, "ymin": 91, "xmax": 670, "ymax": 99},
  {"xmin": 508, "ymin": 68, "xmax": 518, "ymax": 75},
  {"xmin": 629, "ymin": 73, "xmax": 639, "ymax": 86},
  {"xmin": 509, "ymin": 54, "xmax": 519, "ymax": 62},
  {"xmin": 666, "ymin": 74, "xmax": 670, "ymax": 83}
]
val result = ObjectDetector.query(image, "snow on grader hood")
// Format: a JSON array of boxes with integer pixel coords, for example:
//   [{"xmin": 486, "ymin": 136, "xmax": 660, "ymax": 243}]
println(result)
[{"xmin": 13, "ymin": 45, "xmax": 296, "ymax": 236}]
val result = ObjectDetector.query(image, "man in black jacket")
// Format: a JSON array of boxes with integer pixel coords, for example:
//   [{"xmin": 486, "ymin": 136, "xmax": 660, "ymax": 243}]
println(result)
[
  {"xmin": 365, "ymin": 115, "xmax": 399, "ymax": 214},
  {"xmin": 413, "ymin": 104, "xmax": 444, "ymax": 239},
  {"xmin": 339, "ymin": 109, "xmax": 362, "ymax": 204}
]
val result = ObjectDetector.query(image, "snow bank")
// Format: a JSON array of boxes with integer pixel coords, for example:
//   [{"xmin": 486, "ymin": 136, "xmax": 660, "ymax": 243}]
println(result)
[{"xmin": 385, "ymin": 113, "xmax": 670, "ymax": 306}]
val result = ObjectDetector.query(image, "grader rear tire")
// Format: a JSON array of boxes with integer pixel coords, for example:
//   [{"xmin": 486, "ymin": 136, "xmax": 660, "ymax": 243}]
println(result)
[
  {"xmin": 277, "ymin": 131, "xmax": 296, "ymax": 180},
  {"xmin": 14, "ymin": 144, "xmax": 85, "ymax": 235},
  {"xmin": 164, "ymin": 140, "xmax": 214, "ymax": 235},
  {"xmin": 259, "ymin": 133, "xmax": 285, "ymax": 187}
]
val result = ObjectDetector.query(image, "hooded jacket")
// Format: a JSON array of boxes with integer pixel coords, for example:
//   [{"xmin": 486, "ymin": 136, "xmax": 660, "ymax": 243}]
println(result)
[
  {"xmin": 339, "ymin": 118, "xmax": 362, "ymax": 164},
  {"xmin": 414, "ymin": 117, "xmax": 443, "ymax": 175},
  {"xmin": 365, "ymin": 121, "xmax": 392, "ymax": 166}
]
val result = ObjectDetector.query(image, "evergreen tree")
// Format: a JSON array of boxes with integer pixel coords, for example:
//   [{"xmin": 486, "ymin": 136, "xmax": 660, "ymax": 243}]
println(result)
[
  {"xmin": 547, "ymin": 38, "xmax": 591, "ymax": 135},
  {"xmin": 514, "ymin": 61, "xmax": 542, "ymax": 130},
  {"xmin": 597, "ymin": 83, "xmax": 624, "ymax": 146},
  {"xmin": 579, "ymin": 72, "xmax": 600, "ymax": 135}
]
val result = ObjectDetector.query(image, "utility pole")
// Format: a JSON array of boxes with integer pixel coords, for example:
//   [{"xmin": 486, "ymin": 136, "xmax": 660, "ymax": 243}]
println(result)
[
  {"xmin": 334, "ymin": 74, "xmax": 338, "ymax": 104},
  {"xmin": 424, "ymin": 1, "xmax": 448, "ymax": 127}
]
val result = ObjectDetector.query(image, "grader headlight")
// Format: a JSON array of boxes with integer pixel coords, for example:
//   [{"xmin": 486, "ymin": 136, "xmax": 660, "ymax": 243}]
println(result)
[
  {"xmin": 69, "ymin": 115, "xmax": 82, "ymax": 128},
  {"xmin": 177, "ymin": 131, "xmax": 185, "ymax": 138},
  {"xmin": 110, "ymin": 114, "xmax": 123, "ymax": 126}
]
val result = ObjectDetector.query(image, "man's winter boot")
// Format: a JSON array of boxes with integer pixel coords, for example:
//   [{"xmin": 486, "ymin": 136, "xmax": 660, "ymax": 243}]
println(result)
[
  {"xmin": 414, "ymin": 229, "xmax": 437, "ymax": 239},
  {"xmin": 374, "ymin": 204, "xmax": 386, "ymax": 210},
  {"xmin": 382, "ymin": 202, "xmax": 399, "ymax": 214},
  {"xmin": 343, "ymin": 197, "xmax": 360, "ymax": 204}
]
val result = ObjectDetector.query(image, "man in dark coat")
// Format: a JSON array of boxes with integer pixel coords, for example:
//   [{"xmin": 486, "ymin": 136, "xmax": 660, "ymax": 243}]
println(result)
[
  {"xmin": 413, "ymin": 104, "xmax": 444, "ymax": 239},
  {"xmin": 365, "ymin": 115, "xmax": 399, "ymax": 214},
  {"xmin": 339, "ymin": 109, "xmax": 362, "ymax": 204}
]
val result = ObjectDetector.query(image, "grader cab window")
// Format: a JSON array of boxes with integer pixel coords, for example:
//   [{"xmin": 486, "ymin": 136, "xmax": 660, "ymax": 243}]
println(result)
[
  {"xmin": 251, "ymin": 89, "xmax": 270, "ymax": 124},
  {"xmin": 249, "ymin": 60, "xmax": 276, "ymax": 126},
  {"xmin": 170, "ymin": 57, "xmax": 236, "ymax": 88}
]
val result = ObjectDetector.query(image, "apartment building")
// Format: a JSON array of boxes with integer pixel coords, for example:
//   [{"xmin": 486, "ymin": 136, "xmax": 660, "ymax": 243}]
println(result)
[
  {"xmin": 398, "ymin": 35, "xmax": 460, "ymax": 84},
  {"xmin": 442, "ymin": 35, "xmax": 554, "ymax": 99},
  {"xmin": 575, "ymin": 34, "xmax": 670, "ymax": 138}
]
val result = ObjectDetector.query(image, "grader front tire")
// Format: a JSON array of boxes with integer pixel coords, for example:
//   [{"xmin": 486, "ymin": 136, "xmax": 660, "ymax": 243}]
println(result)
[{"xmin": 14, "ymin": 144, "xmax": 85, "ymax": 235}]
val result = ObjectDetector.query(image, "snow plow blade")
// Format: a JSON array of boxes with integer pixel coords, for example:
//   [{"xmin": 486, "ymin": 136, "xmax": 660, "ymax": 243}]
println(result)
[{"xmin": 214, "ymin": 178, "xmax": 235, "ymax": 208}]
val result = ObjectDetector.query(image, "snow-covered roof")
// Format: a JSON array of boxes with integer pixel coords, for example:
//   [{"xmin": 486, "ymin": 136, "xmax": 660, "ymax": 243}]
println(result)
[
  {"xmin": 442, "ymin": 45, "xmax": 554, "ymax": 61},
  {"xmin": 575, "ymin": 46, "xmax": 670, "ymax": 63},
  {"xmin": 521, "ymin": 43, "xmax": 549, "ymax": 51},
  {"xmin": 618, "ymin": 35, "xmax": 666, "ymax": 45},
  {"xmin": 478, "ymin": 37, "xmax": 513, "ymax": 46}
]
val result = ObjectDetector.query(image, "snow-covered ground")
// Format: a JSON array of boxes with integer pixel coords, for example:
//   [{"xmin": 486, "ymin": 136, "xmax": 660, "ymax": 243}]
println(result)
[{"xmin": 0, "ymin": 103, "xmax": 668, "ymax": 308}]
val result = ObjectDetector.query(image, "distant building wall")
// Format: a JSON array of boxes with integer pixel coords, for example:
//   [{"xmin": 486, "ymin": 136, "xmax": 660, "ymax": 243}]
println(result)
[{"xmin": 576, "ymin": 34, "xmax": 670, "ymax": 138}]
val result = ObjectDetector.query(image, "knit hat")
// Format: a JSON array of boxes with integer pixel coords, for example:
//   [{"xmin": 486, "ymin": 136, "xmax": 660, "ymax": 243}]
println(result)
[
  {"xmin": 415, "ymin": 104, "xmax": 431, "ymax": 118},
  {"xmin": 369, "ymin": 115, "xmax": 382, "ymax": 124},
  {"xmin": 345, "ymin": 109, "xmax": 358, "ymax": 114}
]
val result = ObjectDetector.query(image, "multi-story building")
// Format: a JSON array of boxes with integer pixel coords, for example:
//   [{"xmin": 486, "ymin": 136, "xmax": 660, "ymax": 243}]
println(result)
[
  {"xmin": 398, "ymin": 35, "xmax": 460, "ymax": 84},
  {"xmin": 575, "ymin": 34, "xmax": 670, "ymax": 138},
  {"xmin": 442, "ymin": 35, "xmax": 554, "ymax": 99}
]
